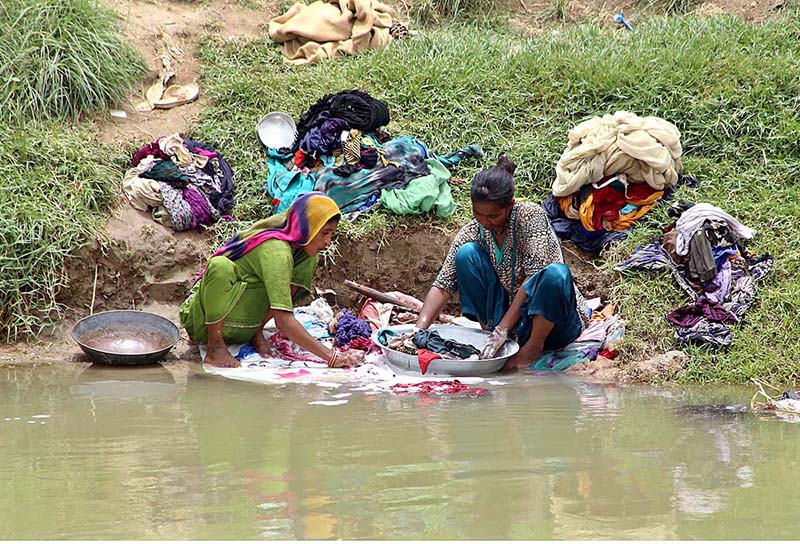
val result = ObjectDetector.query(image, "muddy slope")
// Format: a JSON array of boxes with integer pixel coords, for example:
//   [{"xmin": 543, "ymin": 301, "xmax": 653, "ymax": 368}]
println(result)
[{"xmin": 60, "ymin": 205, "xmax": 611, "ymax": 317}]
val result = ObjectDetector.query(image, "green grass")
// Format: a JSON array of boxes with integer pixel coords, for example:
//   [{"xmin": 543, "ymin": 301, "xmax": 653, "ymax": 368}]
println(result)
[
  {"xmin": 0, "ymin": 0, "xmax": 143, "ymax": 340},
  {"xmin": 194, "ymin": 12, "xmax": 800, "ymax": 384},
  {"xmin": 0, "ymin": 0, "xmax": 146, "ymax": 125},
  {"xmin": 409, "ymin": 0, "xmax": 501, "ymax": 23},
  {"xmin": 638, "ymin": 0, "xmax": 700, "ymax": 15},
  {"xmin": 0, "ymin": 123, "xmax": 121, "ymax": 341}
]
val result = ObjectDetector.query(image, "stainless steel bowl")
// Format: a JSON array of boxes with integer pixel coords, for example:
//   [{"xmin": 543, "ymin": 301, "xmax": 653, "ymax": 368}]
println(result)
[{"xmin": 371, "ymin": 324, "xmax": 518, "ymax": 377}]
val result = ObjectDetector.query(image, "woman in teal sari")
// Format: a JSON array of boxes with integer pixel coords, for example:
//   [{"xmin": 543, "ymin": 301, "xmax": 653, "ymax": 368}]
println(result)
[
  {"xmin": 415, "ymin": 158, "xmax": 590, "ymax": 371},
  {"xmin": 180, "ymin": 192, "xmax": 364, "ymax": 368}
]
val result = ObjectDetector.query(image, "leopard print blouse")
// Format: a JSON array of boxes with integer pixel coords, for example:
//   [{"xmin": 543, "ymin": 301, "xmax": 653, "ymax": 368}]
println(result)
[{"xmin": 433, "ymin": 202, "xmax": 590, "ymax": 326}]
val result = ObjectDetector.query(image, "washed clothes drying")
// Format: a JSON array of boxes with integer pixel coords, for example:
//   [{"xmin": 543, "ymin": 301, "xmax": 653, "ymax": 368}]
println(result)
[
  {"xmin": 613, "ymin": 203, "xmax": 772, "ymax": 346},
  {"xmin": 553, "ymin": 111, "xmax": 683, "ymax": 197},
  {"xmin": 291, "ymin": 89, "xmax": 390, "ymax": 153},
  {"xmin": 267, "ymin": 135, "xmax": 479, "ymax": 214},
  {"xmin": 126, "ymin": 135, "xmax": 236, "ymax": 231},
  {"xmin": 268, "ymin": 0, "xmax": 394, "ymax": 65},
  {"xmin": 542, "ymin": 174, "xmax": 695, "ymax": 253}
]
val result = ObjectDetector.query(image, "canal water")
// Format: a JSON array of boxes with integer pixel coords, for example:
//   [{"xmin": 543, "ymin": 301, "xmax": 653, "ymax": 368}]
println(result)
[{"xmin": 1, "ymin": 362, "xmax": 798, "ymax": 539}]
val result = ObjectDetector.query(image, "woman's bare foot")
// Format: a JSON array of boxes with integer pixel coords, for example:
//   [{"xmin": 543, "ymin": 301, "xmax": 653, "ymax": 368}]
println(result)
[
  {"xmin": 251, "ymin": 332, "xmax": 273, "ymax": 359},
  {"xmin": 205, "ymin": 346, "xmax": 240, "ymax": 368}
]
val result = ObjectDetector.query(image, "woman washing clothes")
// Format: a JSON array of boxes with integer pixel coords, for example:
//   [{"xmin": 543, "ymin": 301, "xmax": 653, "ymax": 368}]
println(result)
[
  {"xmin": 415, "ymin": 157, "xmax": 590, "ymax": 371},
  {"xmin": 180, "ymin": 192, "xmax": 365, "ymax": 369}
]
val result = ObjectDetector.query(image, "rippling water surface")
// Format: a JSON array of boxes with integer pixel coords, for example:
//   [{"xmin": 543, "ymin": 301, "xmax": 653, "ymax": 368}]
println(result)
[{"xmin": 1, "ymin": 362, "xmax": 798, "ymax": 539}]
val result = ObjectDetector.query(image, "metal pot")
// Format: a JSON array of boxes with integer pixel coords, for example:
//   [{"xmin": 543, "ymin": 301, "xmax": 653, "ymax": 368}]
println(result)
[{"xmin": 71, "ymin": 310, "xmax": 180, "ymax": 365}]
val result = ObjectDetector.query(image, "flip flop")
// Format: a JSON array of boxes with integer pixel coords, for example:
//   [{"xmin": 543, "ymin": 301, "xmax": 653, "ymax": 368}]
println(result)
[{"xmin": 152, "ymin": 83, "xmax": 199, "ymax": 109}]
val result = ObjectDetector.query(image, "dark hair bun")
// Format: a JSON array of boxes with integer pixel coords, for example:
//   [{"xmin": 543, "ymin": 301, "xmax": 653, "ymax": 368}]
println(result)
[{"xmin": 496, "ymin": 155, "xmax": 517, "ymax": 175}]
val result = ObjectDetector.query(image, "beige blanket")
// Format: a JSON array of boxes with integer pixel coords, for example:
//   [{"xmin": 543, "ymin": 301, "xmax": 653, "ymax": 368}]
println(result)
[
  {"xmin": 553, "ymin": 111, "xmax": 683, "ymax": 197},
  {"xmin": 269, "ymin": 0, "xmax": 394, "ymax": 65}
]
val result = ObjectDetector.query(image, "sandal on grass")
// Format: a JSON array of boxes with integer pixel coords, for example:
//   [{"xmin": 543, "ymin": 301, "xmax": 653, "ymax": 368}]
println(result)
[{"xmin": 152, "ymin": 83, "xmax": 199, "ymax": 109}]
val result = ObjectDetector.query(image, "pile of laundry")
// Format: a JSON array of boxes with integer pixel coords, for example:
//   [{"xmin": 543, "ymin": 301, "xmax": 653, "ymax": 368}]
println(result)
[
  {"xmin": 265, "ymin": 89, "xmax": 483, "ymax": 217},
  {"xmin": 542, "ymin": 111, "xmax": 692, "ymax": 253},
  {"xmin": 529, "ymin": 302, "xmax": 625, "ymax": 372},
  {"xmin": 268, "ymin": 0, "xmax": 409, "ymax": 65},
  {"xmin": 614, "ymin": 201, "xmax": 772, "ymax": 346},
  {"xmin": 376, "ymin": 329, "xmax": 482, "ymax": 374},
  {"xmin": 123, "ymin": 134, "xmax": 235, "ymax": 231}
]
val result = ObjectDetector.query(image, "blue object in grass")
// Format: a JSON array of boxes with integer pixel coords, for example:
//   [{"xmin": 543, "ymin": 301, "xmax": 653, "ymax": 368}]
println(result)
[{"xmin": 613, "ymin": 12, "xmax": 633, "ymax": 30}]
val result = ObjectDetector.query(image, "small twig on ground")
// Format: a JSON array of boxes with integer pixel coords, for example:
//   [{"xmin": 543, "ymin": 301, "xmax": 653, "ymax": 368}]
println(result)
[{"xmin": 90, "ymin": 263, "xmax": 98, "ymax": 315}]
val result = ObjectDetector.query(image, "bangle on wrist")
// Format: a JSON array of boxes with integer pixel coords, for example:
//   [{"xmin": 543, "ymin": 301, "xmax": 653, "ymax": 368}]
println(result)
[{"xmin": 328, "ymin": 349, "xmax": 339, "ymax": 368}]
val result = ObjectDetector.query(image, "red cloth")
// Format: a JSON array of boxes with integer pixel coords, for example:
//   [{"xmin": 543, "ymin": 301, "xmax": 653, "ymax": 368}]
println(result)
[
  {"xmin": 344, "ymin": 336, "xmax": 376, "ymax": 353},
  {"xmin": 294, "ymin": 150, "xmax": 307, "ymax": 169},
  {"xmin": 417, "ymin": 349, "xmax": 442, "ymax": 375},
  {"xmin": 132, "ymin": 140, "xmax": 170, "ymax": 166},
  {"xmin": 599, "ymin": 348, "xmax": 617, "ymax": 360},
  {"xmin": 390, "ymin": 379, "xmax": 487, "ymax": 396},
  {"xmin": 592, "ymin": 181, "xmax": 659, "ymax": 230}
]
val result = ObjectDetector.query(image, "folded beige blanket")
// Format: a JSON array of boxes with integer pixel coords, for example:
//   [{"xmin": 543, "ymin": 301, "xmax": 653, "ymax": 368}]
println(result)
[
  {"xmin": 269, "ymin": 0, "xmax": 394, "ymax": 65},
  {"xmin": 553, "ymin": 111, "xmax": 683, "ymax": 197}
]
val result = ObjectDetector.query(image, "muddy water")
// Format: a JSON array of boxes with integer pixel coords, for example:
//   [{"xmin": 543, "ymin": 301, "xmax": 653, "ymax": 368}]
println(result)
[{"xmin": 1, "ymin": 363, "xmax": 799, "ymax": 540}]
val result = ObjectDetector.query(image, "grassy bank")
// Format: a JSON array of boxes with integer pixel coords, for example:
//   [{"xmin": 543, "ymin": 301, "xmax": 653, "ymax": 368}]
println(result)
[
  {"xmin": 194, "ymin": 13, "xmax": 800, "ymax": 383},
  {"xmin": 0, "ymin": 123, "xmax": 122, "ymax": 341},
  {"xmin": 0, "ymin": 0, "xmax": 144, "ymax": 340}
]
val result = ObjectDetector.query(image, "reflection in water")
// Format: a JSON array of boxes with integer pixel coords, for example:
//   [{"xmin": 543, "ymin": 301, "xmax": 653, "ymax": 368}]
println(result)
[{"xmin": 1, "ymin": 365, "xmax": 800, "ymax": 539}]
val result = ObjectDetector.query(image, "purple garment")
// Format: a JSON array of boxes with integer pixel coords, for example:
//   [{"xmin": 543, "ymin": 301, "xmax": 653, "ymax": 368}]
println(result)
[
  {"xmin": 183, "ymin": 186, "xmax": 214, "ymax": 230},
  {"xmin": 300, "ymin": 118, "xmax": 349, "ymax": 155},
  {"xmin": 194, "ymin": 148, "xmax": 219, "ymax": 159},
  {"xmin": 132, "ymin": 141, "xmax": 170, "ymax": 166},
  {"xmin": 334, "ymin": 309, "xmax": 372, "ymax": 347},
  {"xmin": 184, "ymin": 138, "xmax": 236, "ymax": 214},
  {"xmin": 666, "ymin": 294, "xmax": 740, "ymax": 328},
  {"xmin": 703, "ymin": 259, "xmax": 731, "ymax": 303}
]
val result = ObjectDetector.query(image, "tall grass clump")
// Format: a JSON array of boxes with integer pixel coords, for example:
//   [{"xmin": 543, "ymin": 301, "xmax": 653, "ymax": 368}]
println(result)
[
  {"xmin": 0, "ymin": 123, "xmax": 120, "ymax": 341},
  {"xmin": 409, "ymin": 0, "xmax": 500, "ymax": 23},
  {"xmin": 0, "ymin": 0, "xmax": 146, "ymax": 124},
  {"xmin": 638, "ymin": 0, "xmax": 699, "ymax": 14},
  {"xmin": 196, "ymin": 13, "xmax": 800, "ymax": 382}
]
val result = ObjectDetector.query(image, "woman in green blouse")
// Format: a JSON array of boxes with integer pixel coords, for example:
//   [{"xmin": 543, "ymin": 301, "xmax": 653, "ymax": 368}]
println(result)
[{"xmin": 180, "ymin": 192, "xmax": 364, "ymax": 369}]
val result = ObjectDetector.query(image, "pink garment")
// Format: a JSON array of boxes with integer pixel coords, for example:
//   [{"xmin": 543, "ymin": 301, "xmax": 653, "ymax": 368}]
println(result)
[
  {"xmin": 194, "ymin": 148, "xmax": 219, "ymax": 159},
  {"xmin": 390, "ymin": 380, "xmax": 487, "ymax": 396},
  {"xmin": 574, "ymin": 315, "xmax": 619, "ymax": 343},
  {"xmin": 269, "ymin": 332, "xmax": 327, "ymax": 364},
  {"xmin": 277, "ymin": 369, "xmax": 312, "ymax": 379}
]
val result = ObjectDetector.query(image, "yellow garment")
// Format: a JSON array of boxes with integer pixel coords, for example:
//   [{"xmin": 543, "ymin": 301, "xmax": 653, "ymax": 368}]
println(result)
[
  {"xmin": 304, "ymin": 193, "xmax": 342, "ymax": 242},
  {"xmin": 268, "ymin": 0, "xmax": 394, "ymax": 65},
  {"xmin": 553, "ymin": 111, "xmax": 682, "ymax": 197},
  {"xmin": 557, "ymin": 194, "xmax": 581, "ymax": 220},
  {"xmin": 577, "ymin": 187, "xmax": 664, "ymax": 232},
  {"xmin": 343, "ymin": 128, "xmax": 362, "ymax": 165}
]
